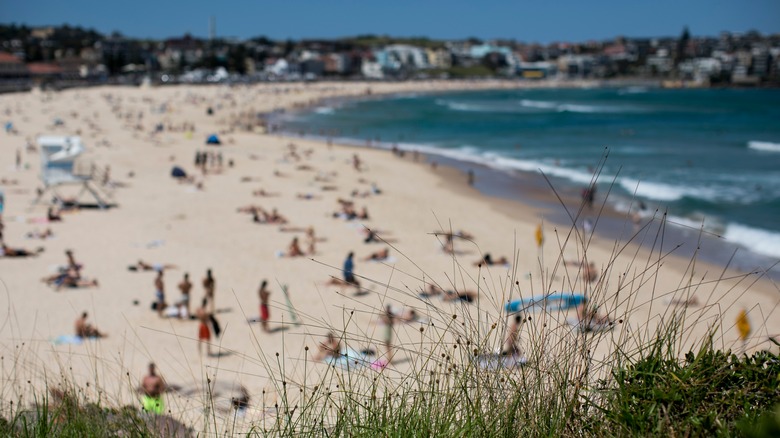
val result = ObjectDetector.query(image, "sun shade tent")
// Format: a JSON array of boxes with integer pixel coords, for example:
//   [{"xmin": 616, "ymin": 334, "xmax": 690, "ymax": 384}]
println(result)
[
  {"xmin": 205, "ymin": 134, "xmax": 221, "ymax": 145},
  {"xmin": 32, "ymin": 136, "xmax": 111, "ymax": 209},
  {"xmin": 171, "ymin": 166, "xmax": 187, "ymax": 178}
]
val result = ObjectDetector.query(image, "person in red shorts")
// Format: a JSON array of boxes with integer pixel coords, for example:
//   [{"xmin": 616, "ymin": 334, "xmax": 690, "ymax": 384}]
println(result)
[
  {"xmin": 258, "ymin": 280, "xmax": 270, "ymax": 333},
  {"xmin": 196, "ymin": 299, "xmax": 212, "ymax": 356}
]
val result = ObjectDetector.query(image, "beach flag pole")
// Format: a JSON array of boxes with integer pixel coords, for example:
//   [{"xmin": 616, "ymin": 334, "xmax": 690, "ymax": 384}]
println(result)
[
  {"xmin": 280, "ymin": 284, "xmax": 301, "ymax": 326},
  {"xmin": 736, "ymin": 308, "xmax": 751, "ymax": 355}
]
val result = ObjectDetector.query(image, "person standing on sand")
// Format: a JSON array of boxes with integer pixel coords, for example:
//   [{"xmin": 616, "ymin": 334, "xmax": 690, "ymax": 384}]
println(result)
[
  {"xmin": 203, "ymin": 269, "xmax": 216, "ymax": 314},
  {"xmin": 154, "ymin": 270, "xmax": 165, "ymax": 317},
  {"xmin": 141, "ymin": 363, "xmax": 166, "ymax": 415},
  {"xmin": 380, "ymin": 305, "xmax": 395, "ymax": 363},
  {"xmin": 177, "ymin": 273, "xmax": 192, "ymax": 318},
  {"xmin": 258, "ymin": 280, "xmax": 271, "ymax": 333},
  {"xmin": 306, "ymin": 226, "xmax": 317, "ymax": 255},
  {"xmin": 343, "ymin": 252, "xmax": 360, "ymax": 289},
  {"xmin": 196, "ymin": 299, "xmax": 213, "ymax": 357}
]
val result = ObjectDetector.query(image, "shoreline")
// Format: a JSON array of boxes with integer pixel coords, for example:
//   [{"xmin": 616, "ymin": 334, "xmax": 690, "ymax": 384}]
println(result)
[{"xmin": 273, "ymin": 89, "xmax": 780, "ymax": 282}]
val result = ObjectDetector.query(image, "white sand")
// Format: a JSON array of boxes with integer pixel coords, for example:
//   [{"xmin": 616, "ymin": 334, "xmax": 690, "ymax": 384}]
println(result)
[{"xmin": 0, "ymin": 81, "xmax": 777, "ymax": 427}]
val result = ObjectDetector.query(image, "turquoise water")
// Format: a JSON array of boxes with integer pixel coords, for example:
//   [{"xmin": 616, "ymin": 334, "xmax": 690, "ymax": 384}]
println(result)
[{"xmin": 281, "ymin": 87, "xmax": 780, "ymax": 260}]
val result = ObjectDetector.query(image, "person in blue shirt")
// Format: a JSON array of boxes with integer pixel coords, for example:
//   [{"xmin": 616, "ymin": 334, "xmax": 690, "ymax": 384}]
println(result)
[{"xmin": 343, "ymin": 252, "xmax": 361, "ymax": 289}]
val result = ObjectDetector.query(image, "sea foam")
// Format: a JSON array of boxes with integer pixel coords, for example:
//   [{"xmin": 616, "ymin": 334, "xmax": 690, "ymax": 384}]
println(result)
[
  {"xmin": 314, "ymin": 107, "xmax": 335, "ymax": 115},
  {"xmin": 437, "ymin": 98, "xmax": 635, "ymax": 114},
  {"xmin": 724, "ymin": 222, "xmax": 780, "ymax": 259},
  {"xmin": 748, "ymin": 141, "xmax": 780, "ymax": 153}
]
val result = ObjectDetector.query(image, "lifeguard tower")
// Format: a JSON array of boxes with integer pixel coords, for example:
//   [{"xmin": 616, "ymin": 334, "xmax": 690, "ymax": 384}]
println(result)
[{"xmin": 32, "ymin": 136, "xmax": 111, "ymax": 209}]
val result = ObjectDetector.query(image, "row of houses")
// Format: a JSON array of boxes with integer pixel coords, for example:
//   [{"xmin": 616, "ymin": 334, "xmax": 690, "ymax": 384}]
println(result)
[{"xmin": 1, "ymin": 27, "xmax": 780, "ymax": 88}]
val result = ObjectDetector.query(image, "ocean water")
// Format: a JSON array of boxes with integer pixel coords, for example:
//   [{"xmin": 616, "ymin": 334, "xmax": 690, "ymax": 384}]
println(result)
[{"xmin": 280, "ymin": 87, "xmax": 780, "ymax": 262}]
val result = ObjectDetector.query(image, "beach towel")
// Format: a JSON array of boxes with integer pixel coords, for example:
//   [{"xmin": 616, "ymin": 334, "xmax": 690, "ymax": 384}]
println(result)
[
  {"xmin": 327, "ymin": 348, "xmax": 371, "ymax": 370},
  {"xmin": 368, "ymin": 256, "xmax": 397, "ymax": 264},
  {"xmin": 505, "ymin": 293, "xmax": 586, "ymax": 313},
  {"xmin": 52, "ymin": 335, "xmax": 84, "ymax": 345},
  {"xmin": 475, "ymin": 353, "xmax": 528, "ymax": 370}
]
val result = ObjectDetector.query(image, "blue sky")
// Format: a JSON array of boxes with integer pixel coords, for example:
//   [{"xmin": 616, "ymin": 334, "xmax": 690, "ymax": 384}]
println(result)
[{"xmin": 2, "ymin": 0, "xmax": 779, "ymax": 42}]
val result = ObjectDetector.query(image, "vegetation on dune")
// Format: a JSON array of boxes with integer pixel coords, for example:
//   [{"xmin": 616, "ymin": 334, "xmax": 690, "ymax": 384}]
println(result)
[{"xmin": 1, "ymin": 342, "xmax": 777, "ymax": 437}]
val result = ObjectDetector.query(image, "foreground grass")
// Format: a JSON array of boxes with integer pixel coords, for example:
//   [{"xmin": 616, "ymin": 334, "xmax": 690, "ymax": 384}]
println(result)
[
  {"xmin": 1, "ymin": 335, "xmax": 777, "ymax": 437},
  {"xmin": 2, "ymin": 161, "xmax": 778, "ymax": 436}
]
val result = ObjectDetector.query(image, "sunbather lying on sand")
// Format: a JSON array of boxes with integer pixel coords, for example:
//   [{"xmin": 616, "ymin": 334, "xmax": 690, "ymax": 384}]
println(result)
[
  {"xmin": 564, "ymin": 259, "xmax": 600, "ymax": 284},
  {"xmin": 363, "ymin": 228, "xmax": 396, "ymax": 244},
  {"xmin": 252, "ymin": 189, "xmax": 279, "ymax": 197},
  {"xmin": 314, "ymin": 332, "xmax": 342, "ymax": 361},
  {"xmin": 1, "ymin": 243, "xmax": 44, "ymax": 257},
  {"xmin": 474, "ymin": 253, "xmax": 510, "ymax": 267},
  {"xmin": 25, "ymin": 228, "xmax": 54, "ymax": 240},
  {"xmin": 387, "ymin": 307, "xmax": 426, "ymax": 324},
  {"xmin": 575, "ymin": 301, "xmax": 611, "ymax": 326},
  {"xmin": 42, "ymin": 267, "xmax": 98, "ymax": 290},
  {"xmin": 363, "ymin": 248, "xmax": 390, "ymax": 261},
  {"xmin": 128, "ymin": 260, "xmax": 178, "ymax": 272},
  {"xmin": 667, "ymin": 296, "xmax": 700, "ymax": 307},
  {"xmin": 422, "ymin": 284, "xmax": 478, "ymax": 303}
]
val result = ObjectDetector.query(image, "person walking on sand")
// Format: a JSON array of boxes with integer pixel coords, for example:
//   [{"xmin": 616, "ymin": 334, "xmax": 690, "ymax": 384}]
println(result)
[
  {"xmin": 258, "ymin": 280, "xmax": 271, "ymax": 333},
  {"xmin": 177, "ymin": 273, "xmax": 192, "ymax": 318},
  {"xmin": 380, "ymin": 305, "xmax": 395, "ymax": 363},
  {"xmin": 196, "ymin": 299, "xmax": 213, "ymax": 357},
  {"xmin": 343, "ymin": 252, "xmax": 361, "ymax": 289},
  {"xmin": 141, "ymin": 363, "xmax": 166, "ymax": 415},
  {"xmin": 203, "ymin": 269, "xmax": 216, "ymax": 314},
  {"xmin": 154, "ymin": 270, "xmax": 165, "ymax": 317}
]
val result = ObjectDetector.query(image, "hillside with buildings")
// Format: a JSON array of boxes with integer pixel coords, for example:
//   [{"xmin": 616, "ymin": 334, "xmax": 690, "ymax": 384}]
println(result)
[{"xmin": 1, "ymin": 23, "xmax": 779, "ymax": 91}]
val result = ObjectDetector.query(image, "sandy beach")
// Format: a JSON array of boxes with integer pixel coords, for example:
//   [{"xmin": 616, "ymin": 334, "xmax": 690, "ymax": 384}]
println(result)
[{"xmin": 1, "ymin": 81, "xmax": 778, "ymax": 428}]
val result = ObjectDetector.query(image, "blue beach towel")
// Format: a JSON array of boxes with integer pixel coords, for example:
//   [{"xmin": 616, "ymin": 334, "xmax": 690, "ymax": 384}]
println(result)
[{"xmin": 505, "ymin": 293, "xmax": 586, "ymax": 313}]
